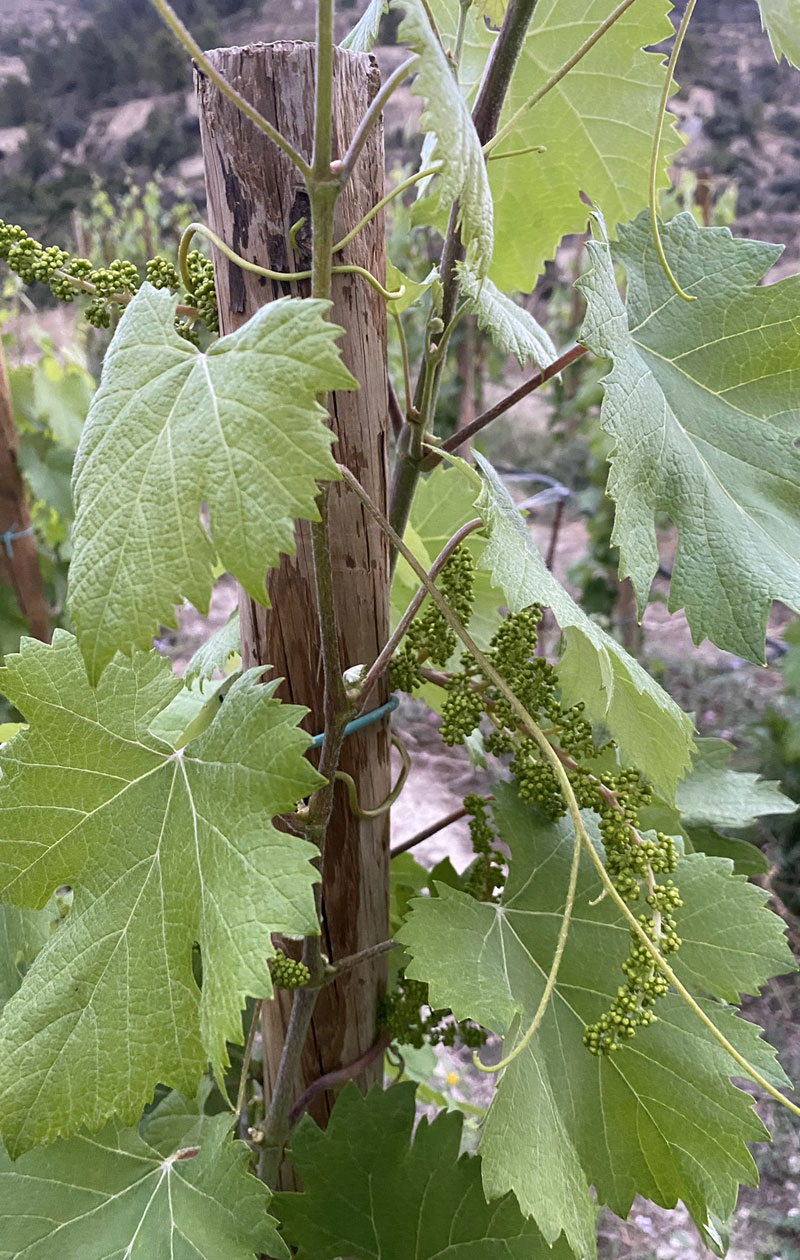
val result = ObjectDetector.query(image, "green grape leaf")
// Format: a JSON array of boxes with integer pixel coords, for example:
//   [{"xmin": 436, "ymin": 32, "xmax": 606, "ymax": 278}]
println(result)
[
  {"xmin": 398, "ymin": 784, "xmax": 795, "ymax": 1248},
  {"xmin": 0, "ymin": 632, "xmax": 322, "ymax": 1155},
  {"xmin": 577, "ymin": 211, "xmax": 800, "ymax": 662},
  {"xmin": 474, "ymin": 453, "xmax": 694, "ymax": 795},
  {"xmin": 686, "ymin": 826, "xmax": 769, "ymax": 877},
  {"xmin": 341, "ymin": 0, "xmax": 388, "ymax": 51},
  {"xmin": 429, "ymin": 0, "xmax": 678, "ymax": 290},
  {"xmin": 756, "ymin": 0, "xmax": 800, "ymax": 67},
  {"xmin": 397, "ymin": 0, "xmax": 493, "ymax": 278},
  {"xmin": 185, "ymin": 610, "xmax": 242, "ymax": 686},
  {"xmin": 0, "ymin": 1112, "xmax": 287, "ymax": 1260},
  {"xmin": 459, "ymin": 265, "xmax": 557, "ymax": 368},
  {"xmin": 676, "ymin": 737, "xmax": 798, "ymax": 830},
  {"xmin": 69, "ymin": 285, "xmax": 353, "ymax": 682},
  {"xmin": 274, "ymin": 1081, "xmax": 572, "ymax": 1259}
]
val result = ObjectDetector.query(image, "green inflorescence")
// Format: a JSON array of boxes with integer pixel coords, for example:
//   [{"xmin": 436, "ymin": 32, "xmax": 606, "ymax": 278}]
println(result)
[
  {"xmin": 0, "ymin": 219, "xmax": 218, "ymax": 337},
  {"xmin": 435, "ymin": 603, "xmax": 683, "ymax": 1055},
  {"xmin": 184, "ymin": 248, "xmax": 219, "ymax": 333},
  {"xmin": 269, "ymin": 949, "xmax": 311, "ymax": 991},
  {"xmin": 462, "ymin": 792, "xmax": 505, "ymax": 901},
  {"xmin": 389, "ymin": 545, "xmax": 476, "ymax": 692},
  {"xmin": 378, "ymin": 972, "xmax": 486, "ymax": 1050}
]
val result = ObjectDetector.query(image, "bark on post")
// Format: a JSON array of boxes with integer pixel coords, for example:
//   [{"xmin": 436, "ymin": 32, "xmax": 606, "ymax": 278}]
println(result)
[
  {"xmin": 196, "ymin": 44, "xmax": 390, "ymax": 1147},
  {"xmin": 0, "ymin": 344, "xmax": 49, "ymax": 643}
]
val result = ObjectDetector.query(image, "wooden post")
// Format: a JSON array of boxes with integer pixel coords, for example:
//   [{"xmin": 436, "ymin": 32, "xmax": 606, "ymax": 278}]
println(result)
[
  {"xmin": 196, "ymin": 44, "xmax": 390, "ymax": 1153},
  {"xmin": 0, "ymin": 344, "xmax": 49, "ymax": 644}
]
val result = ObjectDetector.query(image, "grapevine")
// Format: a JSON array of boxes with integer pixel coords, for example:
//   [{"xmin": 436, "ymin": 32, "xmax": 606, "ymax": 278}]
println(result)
[
  {"xmin": 269, "ymin": 950, "xmax": 311, "ymax": 991},
  {"xmin": 389, "ymin": 543, "xmax": 476, "ymax": 691},
  {"xmin": 378, "ymin": 972, "xmax": 486, "ymax": 1050},
  {"xmin": 434, "ymin": 603, "xmax": 684, "ymax": 1052},
  {"xmin": 0, "ymin": 218, "xmax": 217, "ymax": 334},
  {"xmin": 0, "ymin": 0, "xmax": 796, "ymax": 1252}
]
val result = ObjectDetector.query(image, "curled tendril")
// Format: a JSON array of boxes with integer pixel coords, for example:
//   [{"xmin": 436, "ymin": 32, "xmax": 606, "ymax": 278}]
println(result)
[
  {"xmin": 649, "ymin": 0, "xmax": 699, "ymax": 302},
  {"xmin": 179, "ymin": 222, "xmax": 404, "ymax": 304}
]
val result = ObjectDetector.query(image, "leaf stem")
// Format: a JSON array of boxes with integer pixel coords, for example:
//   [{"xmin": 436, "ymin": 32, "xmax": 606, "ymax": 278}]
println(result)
[
  {"xmin": 484, "ymin": 0, "xmax": 643, "ymax": 156},
  {"xmin": 338, "ymin": 465, "xmax": 800, "ymax": 1119},
  {"xmin": 340, "ymin": 57, "xmax": 420, "ymax": 181},
  {"xmin": 287, "ymin": 1033, "xmax": 391, "ymax": 1127},
  {"xmin": 147, "ymin": 0, "xmax": 311, "ymax": 176},
  {"xmin": 648, "ymin": 0, "xmax": 698, "ymax": 302},
  {"xmin": 474, "ymin": 829, "xmax": 581, "ymax": 1073},
  {"xmin": 431, "ymin": 343, "xmax": 587, "ymax": 462},
  {"xmin": 391, "ymin": 309, "xmax": 413, "ymax": 418},
  {"xmin": 236, "ymin": 1001, "xmax": 262, "ymax": 1119},
  {"xmin": 327, "ymin": 939, "xmax": 401, "ymax": 981}
]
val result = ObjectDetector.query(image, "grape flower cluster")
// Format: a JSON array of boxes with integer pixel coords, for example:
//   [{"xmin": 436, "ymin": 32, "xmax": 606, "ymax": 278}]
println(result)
[
  {"xmin": 462, "ymin": 793, "xmax": 505, "ymax": 901},
  {"xmin": 269, "ymin": 949, "xmax": 311, "ymax": 990},
  {"xmin": 378, "ymin": 973, "xmax": 486, "ymax": 1050},
  {"xmin": 434, "ymin": 601, "xmax": 682, "ymax": 1055},
  {"xmin": 0, "ymin": 219, "xmax": 218, "ymax": 338},
  {"xmin": 389, "ymin": 545, "xmax": 476, "ymax": 693}
]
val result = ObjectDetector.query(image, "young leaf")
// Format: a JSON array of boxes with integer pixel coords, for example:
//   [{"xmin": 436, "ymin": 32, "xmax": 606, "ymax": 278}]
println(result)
[
  {"xmin": 675, "ymin": 737, "xmax": 798, "ymax": 831},
  {"xmin": 755, "ymin": 0, "xmax": 800, "ymax": 67},
  {"xmin": 398, "ymin": 784, "xmax": 795, "ymax": 1248},
  {"xmin": 428, "ymin": 0, "xmax": 679, "ymax": 290},
  {"xmin": 397, "ymin": 0, "xmax": 494, "ymax": 278},
  {"xmin": 474, "ymin": 453, "xmax": 694, "ymax": 795},
  {"xmin": 577, "ymin": 211, "xmax": 800, "ymax": 663},
  {"xmin": 0, "ymin": 1112, "xmax": 287, "ymax": 1260},
  {"xmin": 0, "ymin": 632, "xmax": 322, "ymax": 1155},
  {"xmin": 69, "ymin": 285, "xmax": 353, "ymax": 682},
  {"xmin": 184, "ymin": 609, "xmax": 242, "ymax": 686},
  {"xmin": 341, "ymin": 0, "xmax": 388, "ymax": 51},
  {"xmin": 274, "ymin": 1081, "xmax": 573, "ymax": 1259},
  {"xmin": 459, "ymin": 265, "xmax": 557, "ymax": 368}
]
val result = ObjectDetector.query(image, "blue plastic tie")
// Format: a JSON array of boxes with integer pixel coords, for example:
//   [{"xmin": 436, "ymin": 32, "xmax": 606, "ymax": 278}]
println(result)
[
  {"xmin": 0, "ymin": 523, "xmax": 34, "ymax": 558},
  {"xmin": 310, "ymin": 693, "xmax": 399, "ymax": 749}
]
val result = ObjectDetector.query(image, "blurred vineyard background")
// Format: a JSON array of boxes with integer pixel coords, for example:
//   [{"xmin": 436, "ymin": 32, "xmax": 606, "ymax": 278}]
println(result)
[{"xmin": 1, "ymin": 1, "xmax": 800, "ymax": 1255}]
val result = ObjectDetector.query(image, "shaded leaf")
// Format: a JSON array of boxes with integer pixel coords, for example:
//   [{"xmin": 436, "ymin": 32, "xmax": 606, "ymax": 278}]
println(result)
[
  {"xmin": 429, "ymin": 0, "xmax": 679, "ymax": 290},
  {"xmin": 185, "ymin": 609, "xmax": 241, "ymax": 686},
  {"xmin": 676, "ymin": 737, "xmax": 797, "ymax": 830},
  {"xmin": 341, "ymin": 0, "xmax": 388, "ymax": 50},
  {"xmin": 275, "ymin": 1082, "xmax": 572, "ymax": 1259},
  {"xmin": 755, "ymin": 0, "xmax": 800, "ymax": 67}
]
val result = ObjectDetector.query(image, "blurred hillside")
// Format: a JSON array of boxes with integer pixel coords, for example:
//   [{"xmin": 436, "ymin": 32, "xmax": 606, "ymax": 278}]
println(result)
[{"xmin": 0, "ymin": 0, "xmax": 799, "ymax": 272}]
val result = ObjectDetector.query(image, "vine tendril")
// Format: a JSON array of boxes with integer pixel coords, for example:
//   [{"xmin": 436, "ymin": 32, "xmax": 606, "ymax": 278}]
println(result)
[{"xmin": 648, "ymin": 0, "xmax": 699, "ymax": 302}]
